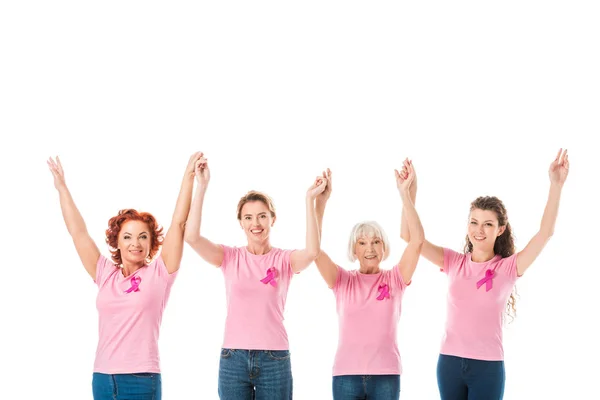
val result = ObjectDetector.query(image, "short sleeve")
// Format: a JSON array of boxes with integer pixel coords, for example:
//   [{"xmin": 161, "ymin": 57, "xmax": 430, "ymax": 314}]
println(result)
[
  {"xmin": 499, "ymin": 253, "xmax": 519, "ymax": 279},
  {"xmin": 443, "ymin": 248, "xmax": 464, "ymax": 274},
  {"xmin": 154, "ymin": 256, "xmax": 178, "ymax": 284},
  {"xmin": 220, "ymin": 245, "xmax": 236, "ymax": 271},
  {"xmin": 390, "ymin": 264, "xmax": 409, "ymax": 290},
  {"xmin": 95, "ymin": 255, "xmax": 115, "ymax": 287},
  {"xmin": 281, "ymin": 249, "xmax": 293, "ymax": 268},
  {"xmin": 332, "ymin": 265, "xmax": 350, "ymax": 293},
  {"xmin": 284, "ymin": 249, "xmax": 294, "ymax": 268},
  {"xmin": 280, "ymin": 249, "xmax": 295, "ymax": 280}
]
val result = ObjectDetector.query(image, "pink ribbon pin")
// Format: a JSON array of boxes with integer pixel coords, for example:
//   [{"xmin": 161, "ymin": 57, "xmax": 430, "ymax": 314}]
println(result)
[
  {"xmin": 476, "ymin": 269, "xmax": 495, "ymax": 292},
  {"xmin": 376, "ymin": 284, "xmax": 390, "ymax": 300},
  {"xmin": 260, "ymin": 267, "xmax": 277, "ymax": 287},
  {"xmin": 124, "ymin": 276, "xmax": 141, "ymax": 293}
]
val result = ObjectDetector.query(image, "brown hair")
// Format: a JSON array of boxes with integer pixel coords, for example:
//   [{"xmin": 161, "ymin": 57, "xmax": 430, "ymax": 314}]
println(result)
[
  {"xmin": 464, "ymin": 196, "xmax": 518, "ymax": 322},
  {"xmin": 236, "ymin": 191, "xmax": 276, "ymax": 220}
]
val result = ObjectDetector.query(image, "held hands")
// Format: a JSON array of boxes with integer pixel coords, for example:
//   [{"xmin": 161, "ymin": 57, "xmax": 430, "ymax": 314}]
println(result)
[
  {"xmin": 193, "ymin": 153, "xmax": 210, "ymax": 187},
  {"xmin": 47, "ymin": 156, "xmax": 66, "ymax": 190},
  {"xmin": 549, "ymin": 148, "xmax": 569, "ymax": 187},
  {"xmin": 395, "ymin": 158, "xmax": 416, "ymax": 196},
  {"xmin": 186, "ymin": 152, "xmax": 204, "ymax": 179},
  {"xmin": 307, "ymin": 170, "xmax": 329, "ymax": 200},
  {"xmin": 315, "ymin": 168, "xmax": 332, "ymax": 205}
]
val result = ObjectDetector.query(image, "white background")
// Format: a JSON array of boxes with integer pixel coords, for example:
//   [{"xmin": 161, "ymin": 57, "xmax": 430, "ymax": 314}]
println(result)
[{"xmin": 1, "ymin": 1, "xmax": 598, "ymax": 399}]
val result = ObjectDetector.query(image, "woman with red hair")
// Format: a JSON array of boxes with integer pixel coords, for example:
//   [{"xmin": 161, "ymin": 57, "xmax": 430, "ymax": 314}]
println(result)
[{"xmin": 47, "ymin": 152, "xmax": 204, "ymax": 400}]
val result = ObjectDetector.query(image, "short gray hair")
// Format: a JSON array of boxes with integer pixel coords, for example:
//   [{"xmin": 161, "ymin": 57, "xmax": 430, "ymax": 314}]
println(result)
[{"xmin": 347, "ymin": 221, "xmax": 390, "ymax": 262}]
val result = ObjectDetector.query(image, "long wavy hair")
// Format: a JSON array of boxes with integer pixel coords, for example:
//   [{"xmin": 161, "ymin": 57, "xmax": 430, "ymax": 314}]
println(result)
[{"xmin": 464, "ymin": 196, "xmax": 518, "ymax": 323}]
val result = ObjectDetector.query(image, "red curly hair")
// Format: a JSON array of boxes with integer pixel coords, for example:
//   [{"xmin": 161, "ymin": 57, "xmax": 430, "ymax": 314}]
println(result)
[{"xmin": 105, "ymin": 209, "xmax": 164, "ymax": 265}]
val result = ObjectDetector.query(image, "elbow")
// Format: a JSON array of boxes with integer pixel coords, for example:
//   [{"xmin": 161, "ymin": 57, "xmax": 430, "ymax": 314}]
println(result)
[
  {"xmin": 184, "ymin": 230, "xmax": 199, "ymax": 244},
  {"xmin": 411, "ymin": 229, "xmax": 425, "ymax": 245},
  {"xmin": 400, "ymin": 233, "xmax": 410, "ymax": 243},
  {"xmin": 540, "ymin": 229, "xmax": 555, "ymax": 240},
  {"xmin": 306, "ymin": 248, "xmax": 320, "ymax": 260},
  {"xmin": 315, "ymin": 250, "xmax": 326, "ymax": 262},
  {"xmin": 409, "ymin": 234, "xmax": 425, "ymax": 248}
]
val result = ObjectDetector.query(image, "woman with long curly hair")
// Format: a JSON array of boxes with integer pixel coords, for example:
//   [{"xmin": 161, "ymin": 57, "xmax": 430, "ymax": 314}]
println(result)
[
  {"xmin": 47, "ymin": 152, "xmax": 204, "ymax": 400},
  {"xmin": 399, "ymin": 149, "xmax": 570, "ymax": 400}
]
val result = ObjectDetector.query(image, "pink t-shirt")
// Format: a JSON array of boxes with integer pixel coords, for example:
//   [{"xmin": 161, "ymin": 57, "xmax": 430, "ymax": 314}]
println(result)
[
  {"xmin": 220, "ymin": 246, "xmax": 295, "ymax": 350},
  {"xmin": 332, "ymin": 265, "xmax": 408, "ymax": 376},
  {"xmin": 94, "ymin": 255, "xmax": 177, "ymax": 374},
  {"xmin": 441, "ymin": 249, "xmax": 519, "ymax": 361}
]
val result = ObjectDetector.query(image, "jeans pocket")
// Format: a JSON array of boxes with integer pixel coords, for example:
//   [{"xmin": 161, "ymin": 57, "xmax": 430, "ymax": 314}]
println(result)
[
  {"xmin": 220, "ymin": 348, "xmax": 234, "ymax": 359},
  {"xmin": 130, "ymin": 373, "xmax": 154, "ymax": 378},
  {"xmin": 266, "ymin": 350, "xmax": 291, "ymax": 360}
]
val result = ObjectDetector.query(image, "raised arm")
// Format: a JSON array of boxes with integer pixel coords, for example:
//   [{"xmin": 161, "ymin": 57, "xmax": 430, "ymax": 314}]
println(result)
[
  {"xmin": 290, "ymin": 173, "xmax": 328, "ymax": 273},
  {"xmin": 399, "ymin": 159, "xmax": 444, "ymax": 268},
  {"xmin": 395, "ymin": 161, "xmax": 425, "ymax": 283},
  {"xmin": 161, "ymin": 152, "xmax": 203, "ymax": 274},
  {"xmin": 516, "ymin": 149, "xmax": 569, "ymax": 276},
  {"xmin": 48, "ymin": 156, "xmax": 100, "ymax": 279},
  {"xmin": 184, "ymin": 154, "xmax": 224, "ymax": 267},
  {"xmin": 312, "ymin": 169, "xmax": 338, "ymax": 288}
]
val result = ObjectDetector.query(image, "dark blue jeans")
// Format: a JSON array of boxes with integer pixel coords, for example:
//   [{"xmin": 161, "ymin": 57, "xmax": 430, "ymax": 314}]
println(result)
[
  {"xmin": 332, "ymin": 375, "xmax": 401, "ymax": 400},
  {"xmin": 437, "ymin": 354, "xmax": 505, "ymax": 400},
  {"xmin": 92, "ymin": 372, "xmax": 161, "ymax": 400},
  {"xmin": 218, "ymin": 348, "xmax": 293, "ymax": 400}
]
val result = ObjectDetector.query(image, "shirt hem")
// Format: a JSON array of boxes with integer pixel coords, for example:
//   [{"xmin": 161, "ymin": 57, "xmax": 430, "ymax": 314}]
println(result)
[
  {"xmin": 93, "ymin": 367, "xmax": 161, "ymax": 374},
  {"xmin": 222, "ymin": 344, "xmax": 290, "ymax": 351},
  {"xmin": 332, "ymin": 369, "xmax": 401, "ymax": 376},
  {"xmin": 439, "ymin": 351, "xmax": 504, "ymax": 361}
]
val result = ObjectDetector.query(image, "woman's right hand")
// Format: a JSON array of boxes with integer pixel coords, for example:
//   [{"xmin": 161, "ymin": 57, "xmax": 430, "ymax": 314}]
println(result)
[
  {"xmin": 47, "ymin": 156, "xmax": 66, "ymax": 190},
  {"xmin": 194, "ymin": 155, "xmax": 210, "ymax": 187},
  {"xmin": 316, "ymin": 168, "xmax": 332, "ymax": 205},
  {"xmin": 395, "ymin": 158, "xmax": 415, "ymax": 195},
  {"xmin": 307, "ymin": 175, "xmax": 327, "ymax": 200}
]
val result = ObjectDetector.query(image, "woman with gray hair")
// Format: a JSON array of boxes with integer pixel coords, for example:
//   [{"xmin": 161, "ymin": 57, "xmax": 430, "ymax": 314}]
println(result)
[{"xmin": 314, "ymin": 163, "xmax": 424, "ymax": 400}]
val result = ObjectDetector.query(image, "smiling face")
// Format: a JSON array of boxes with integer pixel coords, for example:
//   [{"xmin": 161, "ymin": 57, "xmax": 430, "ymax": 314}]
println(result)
[
  {"xmin": 354, "ymin": 235, "xmax": 385, "ymax": 270},
  {"xmin": 347, "ymin": 221, "xmax": 390, "ymax": 271},
  {"xmin": 239, "ymin": 200, "xmax": 275, "ymax": 245},
  {"xmin": 117, "ymin": 220, "xmax": 152, "ymax": 265},
  {"xmin": 467, "ymin": 208, "xmax": 506, "ymax": 253}
]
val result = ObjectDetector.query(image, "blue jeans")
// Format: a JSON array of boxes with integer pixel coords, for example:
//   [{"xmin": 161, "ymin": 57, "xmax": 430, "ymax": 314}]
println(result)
[
  {"xmin": 92, "ymin": 372, "xmax": 162, "ymax": 400},
  {"xmin": 437, "ymin": 354, "xmax": 505, "ymax": 400},
  {"xmin": 218, "ymin": 348, "xmax": 293, "ymax": 400},
  {"xmin": 332, "ymin": 375, "xmax": 401, "ymax": 400}
]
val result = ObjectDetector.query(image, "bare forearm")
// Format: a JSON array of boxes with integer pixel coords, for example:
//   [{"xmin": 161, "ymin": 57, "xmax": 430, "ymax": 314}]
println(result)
[
  {"xmin": 171, "ymin": 174, "xmax": 195, "ymax": 230},
  {"xmin": 539, "ymin": 183, "xmax": 563, "ymax": 238},
  {"xmin": 401, "ymin": 190, "xmax": 424, "ymax": 244},
  {"xmin": 305, "ymin": 197, "xmax": 320, "ymax": 257},
  {"xmin": 315, "ymin": 201, "xmax": 326, "ymax": 236},
  {"xmin": 58, "ymin": 186, "xmax": 89, "ymax": 237},
  {"xmin": 400, "ymin": 186, "xmax": 417, "ymax": 242},
  {"xmin": 185, "ymin": 185, "xmax": 207, "ymax": 241}
]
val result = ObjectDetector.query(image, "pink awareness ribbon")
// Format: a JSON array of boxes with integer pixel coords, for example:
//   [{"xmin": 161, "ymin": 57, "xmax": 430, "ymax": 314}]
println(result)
[
  {"xmin": 476, "ymin": 269, "xmax": 495, "ymax": 292},
  {"xmin": 260, "ymin": 267, "xmax": 277, "ymax": 287},
  {"xmin": 376, "ymin": 284, "xmax": 390, "ymax": 300},
  {"xmin": 124, "ymin": 276, "xmax": 141, "ymax": 293}
]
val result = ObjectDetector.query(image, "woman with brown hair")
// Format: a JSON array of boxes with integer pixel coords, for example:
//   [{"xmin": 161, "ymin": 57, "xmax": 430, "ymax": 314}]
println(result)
[
  {"xmin": 184, "ymin": 154, "xmax": 327, "ymax": 400},
  {"xmin": 400, "ymin": 149, "xmax": 570, "ymax": 400}
]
